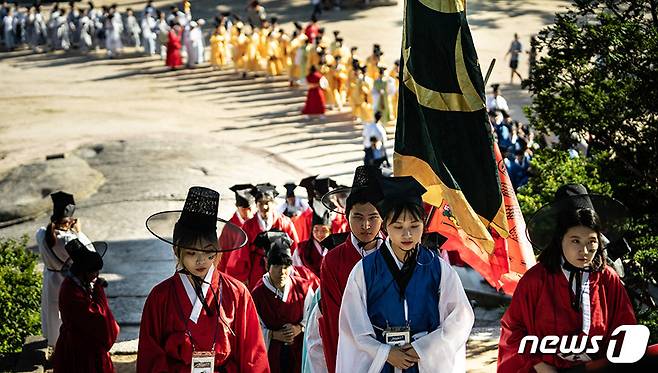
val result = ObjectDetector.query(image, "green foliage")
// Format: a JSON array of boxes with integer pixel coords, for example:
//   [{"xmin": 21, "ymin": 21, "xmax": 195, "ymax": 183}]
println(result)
[
  {"xmin": 522, "ymin": 0, "xmax": 658, "ymax": 342},
  {"xmin": 524, "ymin": 0, "xmax": 658, "ymax": 196},
  {"xmin": 516, "ymin": 148, "xmax": 612, "ymax": 217},
  {"xmin": 0, "ymin": 236, "xmax": 42, "ymax": 354}
]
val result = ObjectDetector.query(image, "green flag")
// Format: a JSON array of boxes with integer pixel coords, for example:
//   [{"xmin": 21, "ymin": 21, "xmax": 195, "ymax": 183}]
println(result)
[{"xmin": 394, "ymin": 0, "xmax": 508, "ymax": 253}]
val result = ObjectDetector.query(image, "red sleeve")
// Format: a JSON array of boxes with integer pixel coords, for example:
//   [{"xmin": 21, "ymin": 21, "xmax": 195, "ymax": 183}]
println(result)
[
  {"xmin": 226, "ymin": 221, "xmax": 256, "ymax": 283},
  {"xmin": 283, "ymin": 218, "xmax": 300, "ymax": 252},
  {"xmin": 59, "ymin": 280, "xmax": 119, "ymax": 352},
  {"xmin": 603, "ymin": 267, "xmax": 637, "ymax": 334},
  {"xmin": 137, "ymin": 287, "xmax": 170, "ymax": 373},
  {"xmin": 235, "ymin": 285, "xmax": 271, "ymax": 372},
  {"xmin": 497, "ymin": 269, "xmax": 544, "ymax": 373},
  {"xmin": 319, "ymin": 255, "xmax": 341, "ymax": 373}
]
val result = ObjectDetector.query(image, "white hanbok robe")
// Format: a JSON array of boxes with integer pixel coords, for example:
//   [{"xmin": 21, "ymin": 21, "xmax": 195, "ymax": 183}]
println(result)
[
  {"xmin": 302, "ymin": 289, "xmax": 328, "ymax": 373},
  {"xmin": 186, "ymin": 26, "xmax": 204, "ymax": 66},
  {"xmin": 35, "ymin": 227, "xmax": 91, "ymax": 346},
  {"xmin": 336, "ymin": 250, "xmax": 474, "ymax": 373},
  {"xmin": 141, "ymin": 16, "xmax": 156, "ymax": 55},
  {"xmin": 105, "ymin": 13, "xmax": 123, "ymax": 56}
]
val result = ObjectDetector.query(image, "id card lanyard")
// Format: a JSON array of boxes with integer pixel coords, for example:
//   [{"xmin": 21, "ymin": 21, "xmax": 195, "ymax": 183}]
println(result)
[{"xmin": 173, "ymin": 279, "xmax": 224, "ymax": 371}]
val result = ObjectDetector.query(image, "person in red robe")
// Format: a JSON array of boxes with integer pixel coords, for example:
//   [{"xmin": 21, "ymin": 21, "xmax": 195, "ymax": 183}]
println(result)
[
  {"xmin": 227, "ymin": 183, "xmax": 300, "ymax": 290},
  {"xmin": 292, "ymin": 210, "xmax": 331, "ymax": 278},
  {"xmin": 304, "ymin": 16, "xmax": 319, "ymax": 42},
  {"xmin": 251, "ymin": 231, "xmax": 315, "ymax": 373},
  {"xmin": 498, "ymin": 184, "xmax": 638, "ymax": 372},
  {"xmin": 218, "ymin": 184, "xmax": 256, "ymax": 273},
  {"xmin": 318, "ymin": 165, "xmax": 385, "ymax": 373},
  {"xmin": 138, "ymin": 186, "xmax": 270, "ymax": 373},
  {"xmin": 53, "ymin": 241, "xmax": 119, "ymax": 373},
  {"xmin": 166, "ymin": 23, "xmax": 183, "ymax": 69},
  {"xmin": 297, "ymin": 175, "xmax": 342, "ymax": 243},
  {"xmin": 302, "ymin": 65, "xmax": 326, "ymax": 115}
]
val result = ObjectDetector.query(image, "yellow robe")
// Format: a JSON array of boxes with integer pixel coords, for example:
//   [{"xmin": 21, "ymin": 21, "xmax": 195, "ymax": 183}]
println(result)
[{"xmin": 365, "ymin": 55, "xmax": 381, "ymax": 81}]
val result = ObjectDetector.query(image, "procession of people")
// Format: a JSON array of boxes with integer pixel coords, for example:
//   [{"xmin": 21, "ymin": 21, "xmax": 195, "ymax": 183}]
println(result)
[{"xmin": 34, "ymin": 163, "xmax": 654, "ymax": 372}]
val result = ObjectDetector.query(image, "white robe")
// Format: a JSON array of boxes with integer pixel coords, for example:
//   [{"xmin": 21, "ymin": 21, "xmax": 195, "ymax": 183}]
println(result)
[
  {"xmin": 35, "ymin": 227, "xmax": 91, "ymax": 346},
  {"xmin": 303, "ymin": 290, "xmax": 329, "ymax": 373},
  {"xmin": 336, "ymin": 253, "xmax": 474, "ymax": 373}
]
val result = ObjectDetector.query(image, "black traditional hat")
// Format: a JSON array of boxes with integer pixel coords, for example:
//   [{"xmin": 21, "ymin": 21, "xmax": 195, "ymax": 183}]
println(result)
[
  {"xmin": 146, "ymin": 186, "xmax": 247, "ymax": 253},
  {"xmin": 491, "ymin": 83, "xmax": 500, "ymax": 91},
  {"xmin": 376, "ymin": 176, "xmax": 427, "ymax": 218},
  {"xmin": 526, "ymin": 184, "xmax": 629, "ymax": 252},
  {"xmin": 320, "ymin": 232, "xmax": 350, "ymax": 251},
  {"xmin": 69, "ymin": 246, "xmax": 104, "ymax": 275},
  {"xmin": 312, "ymin": 210, "xmax": 332, "ymax": 227},
  {"xmin": 284, "ymin": 182, "xmax": 297, "ymax": 198},
  {"xmin": 251, "ymin": 183, "xmax": 279, "ymax": 201},
  {"xmin": 300, "ymin": 175, "xmax": 338, "ymax": 204},
  {"xmin": 321, "ymin": 165, "xmax": 383, "ymax": 215},
  {"xmin": 65, "ymin": 238, "xmax": 108, "ymax": 258},
  {"xmin": 229, "ymin": 184, "xmax": 256, "ymax": 208},
  {"xmin": 253, "ymin": 230, "xmax": 293, "ymax": 265},
  {"xmin": 51, "ymin": 191, "xmax": 75, "ymax": 221}
]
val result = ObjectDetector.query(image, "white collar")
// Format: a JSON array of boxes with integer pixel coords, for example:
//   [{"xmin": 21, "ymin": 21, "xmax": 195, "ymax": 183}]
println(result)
[
  {"xmin": 312, "ymin": 239, "xmax": 326, "ymax": 257},
  {"xmin": 560, "ymin": 259, "xmax": 591, "ymax": 334},
  {"xmin": 257, "ymin": 212, "xmax": 273, "ymax": 231},
  {"xmin": 262, "ymin": 272, "xmax": 290, "ymax": 301},
  {"xmin": 350, "ymin": 232, "xmax": 381, "ymax": 257},
  {"xmin": 178, "ymin": 264, "xmax": 215, "ymax": 324},
  {"xmin": 385, "ymin": 238, "xmax": 404, "ymax": 269}
]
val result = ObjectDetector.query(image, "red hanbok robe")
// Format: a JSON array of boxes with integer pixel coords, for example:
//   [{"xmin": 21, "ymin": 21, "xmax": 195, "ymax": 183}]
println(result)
[
  {"xmin": 294, "ymin": 239, "xmax": 325, "ymax": 278},
  {"xmin": 218, "ymin": 211, "xmax": 246, "ymax": 273},
  {"xmin": 318, "ymin": 235, "xmax": 362, "ymax": 373},
  {"xmin": 294, "ymin": 208, "xmax": 347, "ymax": 243},
  {"xmin": 293, "ymin": 208, "xmax": 313, "ymax": 243},
  {"xmin": 497, "ymin": 264, "xmax": 636, "ymax": 372},
  {"xmin": 251, "ymin": 275, "xmax": 312, "ymax": 373},
  {"xmin": 331, "ymin": 214, "xmax": 349, "ymax": 234},
  {"xmin": 302, "ymin": 71, "xmax": 326, "ymax": 115},
  {"xmin": 227, "ymin": 213, "xmax": 299, "ymax": 290},
  {"xmin": 137, "ymin": 269, "xmax": 270, "ymax": 373},
  {"xmin": 292, "ymin": 265, "xmax": 320, "ymax": 290},
  {"xmin": 53, "ymin": 277, "xmax": 119, "ymax": 373},
  {"xmin": 166, "ymin": 29, "xmax": 183, "ymax": 68}
]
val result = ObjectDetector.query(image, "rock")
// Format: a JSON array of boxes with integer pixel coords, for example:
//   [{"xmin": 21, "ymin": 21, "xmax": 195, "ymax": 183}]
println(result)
[{"xmin": 0, "ymin": 155, "xmax": 105, "ymax": 221}]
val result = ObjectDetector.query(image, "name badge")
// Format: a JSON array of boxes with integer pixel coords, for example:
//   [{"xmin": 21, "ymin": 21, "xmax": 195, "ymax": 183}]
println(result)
[
  {"xmin": 383, "ymin": 326, "xmax": 410, "ymax": 346},
  {"xmin": 191, "ymin": 351, "xmax": 215, "ymax": 373}
]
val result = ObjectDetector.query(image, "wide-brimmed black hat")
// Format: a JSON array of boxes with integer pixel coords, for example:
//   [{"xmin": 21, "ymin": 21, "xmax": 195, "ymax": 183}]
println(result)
[
  {"xmin": 526, "ymin": 184, "xmax": 629, "ymax": 251},
  {"xmin": 321, "ymin": 165, "xmax": 383, "ymax": 214},
  {"xmin": 253, "ymin": 230, "xmax": 293, "ymax": 264},
  {"xmin": 146, "ymin": 186, "xmax": 247, "ymax": 253},
  {"xmin": 65, "ymin": 238, "xmax": 108, "ymax": 258},
  {"xmin": 51, "ymin": 191, "xmax": 76, "ymax": 221},
  {"xmin": 320, "ymin": 232, "xmax": 350, "ymax": 251},
  {"xmin": 70, "ymin": 245, "xmax": 104, "ymax": 274},
  {"xmin": 229, "ymin": 184, "xmax": 255, "ymax": 208}
]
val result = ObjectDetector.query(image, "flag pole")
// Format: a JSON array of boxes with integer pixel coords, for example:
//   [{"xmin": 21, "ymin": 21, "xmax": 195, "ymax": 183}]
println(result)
[{"xmin": 484, "ymin": 58, "xmax": 496, "ymax": 85}]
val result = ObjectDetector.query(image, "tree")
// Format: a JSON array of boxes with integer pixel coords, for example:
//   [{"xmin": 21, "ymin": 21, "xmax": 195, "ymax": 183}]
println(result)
[{"xmin": 522, "ymin": 0, "xmax": 658, "ymax": 343}]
